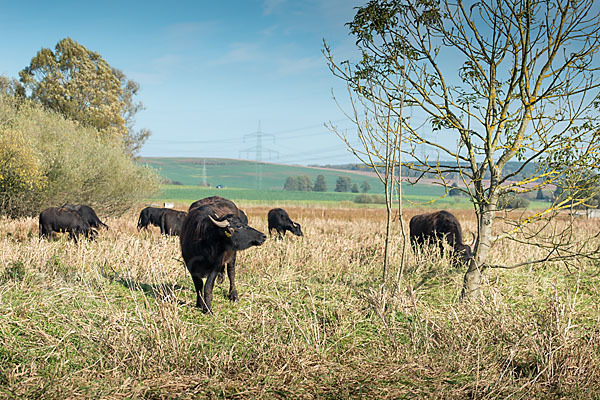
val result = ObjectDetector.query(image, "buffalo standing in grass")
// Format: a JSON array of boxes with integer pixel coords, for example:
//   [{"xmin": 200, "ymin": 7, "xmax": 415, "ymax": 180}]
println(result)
[
  {"xmin": 268, "ymin": 208, "xmax": 303, "ymax": 238},
  {"xmin": 160, "ymin": 209, "xmax": 187, "ymax": 236},
  {"xmin": 180, "ymin": 196, "xmax": 266, "ymax": 313},
  {"xmin": 62, "ymin": 204, "xmax": 108, "ymax": 230},
  {"xmin": 409, "ymin": 210, "xmax": 473, "ymax": 265},
  {"xmin": 137, "ymin": 207, "xmax": 166, "ymax": 231},
  {"xmin": 39, "ymin": 207, "xmax": 97, "ymax": 242}
]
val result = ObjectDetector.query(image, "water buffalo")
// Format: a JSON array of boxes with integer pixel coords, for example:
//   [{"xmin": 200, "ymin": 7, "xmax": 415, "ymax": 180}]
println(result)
[
  {"xmin": 409, "ymin": 210, "xmax": 473, "ymax": 264},
  {"xmin": 267, "ymin": 208, "xmax": 303, "ymax": 238},
  {"xmin": 160, "ymin": 209, "xmax": 187, "ymax": 236},
  {"xmin": 62, "ymin": 204, "xmax": 108, "ymax": 230},
  {"xmin": 39, "ymin": 207, "xmax": 97, "ymax": 242},
  {"xmin": 180, "ymin": 196, "xmax": 266, "ymax": 313},
  {"xmin": 137, "ymin": 207, "xmax": 166, "ymax": 231}
]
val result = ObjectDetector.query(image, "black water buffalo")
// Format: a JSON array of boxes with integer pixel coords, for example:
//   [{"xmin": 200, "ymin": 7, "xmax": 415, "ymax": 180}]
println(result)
[
  {"xmin": 39, "ymin": 207, "xmax": 97, "ymax": 242},
  {"xmin": 409, "ymin": 210, "xmax": 473, "ymax": 264},
  {"xmin": 268, "ymin": 208, "xmax": 303, "ymax": 238},
  {"xmin": 137, "ymin": 207, "xmax": 166, "ymax": 231},
  {"xmin": 180, "ymin": 196, "xmax": 266, "ymax": 313},
  {"xmin": 160, "ymin": 209, "xmax": 187, "ymax": 236},
  {"xmin": 62, "ymin": 204, "xmax": 108, "ymax": 230}
]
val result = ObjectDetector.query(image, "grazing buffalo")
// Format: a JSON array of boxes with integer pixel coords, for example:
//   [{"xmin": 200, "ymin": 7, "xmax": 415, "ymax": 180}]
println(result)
[
  {"xmin": 160, "ymin": 209, "xmax": 187, "ymax": 236},
  {"xmin": 62, "ymin": 204, "xmax": 108, "ymax": 230},
  {"xmin": 409, "ymin": 210, "xmax": 473, "ymax": 264},
  {"xmin": 39, "ymin": 207, "xmax": 97, "ymax": 242},
  {"xmin": 180, "ymin": 196, "xmax": 266, "ymax": 313},
  {"xmin": 137, "ymin": 207, "xmax": 166, "ymax": 231},
  {"xmin": 268, "ymin": 208, "xmax": 303, "ymax": 238}
]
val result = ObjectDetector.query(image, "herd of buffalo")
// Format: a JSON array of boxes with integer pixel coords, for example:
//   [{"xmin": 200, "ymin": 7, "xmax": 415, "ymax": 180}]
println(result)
[{"xmin": 37, "ymin": 196, "xmax": 473, "ymax": 313}]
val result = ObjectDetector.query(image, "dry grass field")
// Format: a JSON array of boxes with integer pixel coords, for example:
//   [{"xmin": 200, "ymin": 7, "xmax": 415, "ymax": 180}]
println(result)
[{"xmin": 1, "ymin": 204, "xmax": 599, "ymax": 399}]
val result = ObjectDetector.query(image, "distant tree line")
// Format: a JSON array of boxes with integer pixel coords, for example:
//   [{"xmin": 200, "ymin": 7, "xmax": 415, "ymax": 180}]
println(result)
[
  {"xmin": 284, "ymin": 175, "xmax": 317, "ymax": 192},
  {"xmin": 312, "ymin": 162, "xmax": 562, "ymax": 186},
  {"xmin": 283, "ymin": 174, "xmax": 372, "ymax": 193}
]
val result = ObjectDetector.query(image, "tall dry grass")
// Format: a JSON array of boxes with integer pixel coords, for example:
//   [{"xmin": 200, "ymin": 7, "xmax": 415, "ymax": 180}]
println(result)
[{"xmin": 0, "ymin": 205, "xmax": 599, "ymax": 399}]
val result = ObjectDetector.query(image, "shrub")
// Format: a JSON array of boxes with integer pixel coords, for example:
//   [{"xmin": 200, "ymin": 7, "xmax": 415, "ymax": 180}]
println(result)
[
  {"xmin": 449, "ymin": 183, "xmax": 462, "ymax": 196},
  {"xmin": 0, "ymin": 95, "xmax": 159, "ymax": 217},
  {"xmin": 354, "ymin": 194, "xmax": 386, "ymax": 204},
  {"xmin": 497, "ymin": 193, "xmax": 530, "ymax": 210}
]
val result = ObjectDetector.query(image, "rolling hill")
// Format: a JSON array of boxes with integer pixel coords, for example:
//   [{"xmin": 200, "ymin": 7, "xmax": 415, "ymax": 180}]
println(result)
[
  {"xmin": 137, "ymin": 157, "xmax": 465, "ymax": 206},
  {"xmin": 139, "ymin": 157, "xmax": 447, "ymax": 196}
]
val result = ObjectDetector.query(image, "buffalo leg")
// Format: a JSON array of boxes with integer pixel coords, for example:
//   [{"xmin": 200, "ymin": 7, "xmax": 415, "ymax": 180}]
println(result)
[
  {"xmin": 227, "ymin": 254, "xmax": 238, "ymax": 302},
  {"xmin": 190, "ymin": 272, "xmax": 206, "ymax": 310},
  {"xmin": 40, "ymin": 224, "xmax": 51, "ymax": 239},
  {"xmin": 216, "ymin": 264, "xmax": 225, "ymax": 284},
  {"xmin": 203, "ymin": 269, "xmax": 219, "ymax": 314}
]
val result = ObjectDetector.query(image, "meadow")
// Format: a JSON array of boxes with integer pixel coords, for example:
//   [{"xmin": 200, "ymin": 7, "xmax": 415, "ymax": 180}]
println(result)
[
  {"xmin": 1, "ymin": 205, "xmax": 599, "ymax": 398},
  {"xmin": 138, "ymin": 158, "xmax": 388, "ymax": 192},
  {"xmin": 151, "ymin": 184, "xmax": 479, "ymax": 209}
]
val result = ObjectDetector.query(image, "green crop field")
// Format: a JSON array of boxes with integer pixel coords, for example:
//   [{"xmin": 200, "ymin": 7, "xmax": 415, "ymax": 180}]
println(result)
[
  {"xmin": 149, "ymin": 185, "xmax": 479, "ymax": 209},
  {"xmin": 140, "ymin": 157, "xmax": 387, "ymax": 193},
  {"xmin": 140, "ymin": 158, "xmax": 553, "ymax": 210},
  {"xmin": 140, "ymin": 157, "xmax": 452, "ymax": 203}
]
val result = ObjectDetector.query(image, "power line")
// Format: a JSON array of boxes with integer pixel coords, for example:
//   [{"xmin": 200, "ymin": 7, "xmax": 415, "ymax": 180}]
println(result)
[
  {"xmin": 239, "ymin": 121, "xmax": 280, "ymax": 189},
  {"xmin": 239, "ymin": 121, "xmax": 279, "ymax": 162}
]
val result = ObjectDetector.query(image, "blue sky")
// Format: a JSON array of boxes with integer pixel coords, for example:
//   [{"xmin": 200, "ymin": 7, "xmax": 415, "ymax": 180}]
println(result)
[{"xmin": 0, "ymin": 0, "xmax": 366, "ymax": 165}]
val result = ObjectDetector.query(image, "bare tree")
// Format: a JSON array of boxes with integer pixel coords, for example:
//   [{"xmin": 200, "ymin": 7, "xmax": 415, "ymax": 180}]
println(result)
[
  {"xmin": 325, "ymin": 49, "xmax": 409, "ymax": 287},
  {"xmin": 327, "ymin": 0, "xmax": 600, "ymax": 298}
]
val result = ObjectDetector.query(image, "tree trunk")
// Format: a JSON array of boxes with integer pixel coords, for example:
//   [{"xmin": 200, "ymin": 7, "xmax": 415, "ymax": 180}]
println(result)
[
  {"xmin": 461, "ymin": 202, "xmax": 495, "ymax": 299},
  {"xmin": 382, "ymin": 189, "xmax": 392, "ymax": 286}
]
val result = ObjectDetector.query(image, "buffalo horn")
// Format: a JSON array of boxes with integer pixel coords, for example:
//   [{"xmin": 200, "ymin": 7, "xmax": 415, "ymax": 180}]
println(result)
[{"xmin": 209, "ymin": 214, "xmax": 230, "ymax": 228}]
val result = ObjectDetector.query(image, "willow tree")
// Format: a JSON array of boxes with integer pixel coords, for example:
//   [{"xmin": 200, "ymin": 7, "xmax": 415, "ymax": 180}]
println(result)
[{"xmin": 327, "ymin": 0, "xmax": 600, "ymax": 298}]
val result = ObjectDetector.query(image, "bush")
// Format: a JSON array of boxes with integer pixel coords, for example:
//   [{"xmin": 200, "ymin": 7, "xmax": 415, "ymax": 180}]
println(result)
[
  {"xmin": 0, "ymin": 95, "xmax": 159, "ymax": 217},
  {"xmin": 497, "ymin": 193, "xmax": 530, "ymax": 210},
  {"xmin": 354, "ymin": 194, "xmax": 386, "ymax": 204},
  {"xmin": 449, "ymin": 183, "xmax": 462, "ymax": 196}
]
